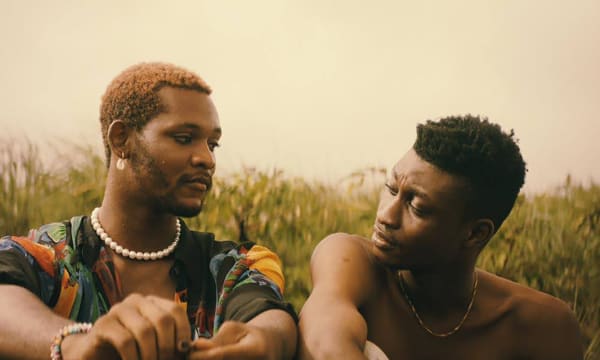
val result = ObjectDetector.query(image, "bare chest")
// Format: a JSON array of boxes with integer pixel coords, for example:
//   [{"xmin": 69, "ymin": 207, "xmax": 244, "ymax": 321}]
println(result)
[{"xmin": 362, "ymin": 288, "xmax": 522, "ymax": 360}]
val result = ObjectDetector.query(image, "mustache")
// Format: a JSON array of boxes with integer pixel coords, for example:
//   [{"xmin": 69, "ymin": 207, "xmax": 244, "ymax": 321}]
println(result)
[
  {"xmin": 373, "ymin": 223, "xmax": 397, "ymax": 244},
  {"xmin": 179, "ymin": 173, "xmax": 213, "ymax": 190}
]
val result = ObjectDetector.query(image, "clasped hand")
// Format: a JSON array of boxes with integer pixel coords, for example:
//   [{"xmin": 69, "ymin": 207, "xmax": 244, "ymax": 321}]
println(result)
[{"xmin": 60, "ymin": 294, "xmax": 273, "ymax": 360}]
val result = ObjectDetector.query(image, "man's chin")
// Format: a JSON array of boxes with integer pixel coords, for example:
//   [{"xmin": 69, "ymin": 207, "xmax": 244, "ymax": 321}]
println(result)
[
  {"xmin": 169, "ymin": 202, "xmax": 204, "ymax": 218},
  {"xmin": 371, "ymin": 243, "xmax": 406, "ymax": 270}
]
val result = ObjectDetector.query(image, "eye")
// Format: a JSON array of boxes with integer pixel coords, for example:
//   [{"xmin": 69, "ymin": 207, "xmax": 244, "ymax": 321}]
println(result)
[
  {"xmin": 208, "ymin": 141, "xmax": 220, "ymax": 151},
  {"xmin": 173, "ymin": 134, "xmax": 192, "ymax": 144},
  {"xmin": 406, "ymin": 195, "xmax": 427, "ymax": 217},
  {"xmin": 408, "ymin": 201, "xmax": 423, "ymax": 216},
  {"xmin": 384, "ymin": 183, "xmax": 398, "ymax": 196}
]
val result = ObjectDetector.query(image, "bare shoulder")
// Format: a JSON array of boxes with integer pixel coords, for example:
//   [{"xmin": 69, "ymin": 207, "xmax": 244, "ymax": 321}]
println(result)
[
  {"xmin": 482, "ymin": 271, "xmax": 578, "ymax": 325},
  {"xmin": 480, "ymin": 270, "xmax": 584, "ymax": 359},
  {"xmin": 310, "ymin": 233, "xmax": 379, "ymax": 304},
  {"xmin": 311, "ymin": 232, "xmax": 372, "ymax": 266}
]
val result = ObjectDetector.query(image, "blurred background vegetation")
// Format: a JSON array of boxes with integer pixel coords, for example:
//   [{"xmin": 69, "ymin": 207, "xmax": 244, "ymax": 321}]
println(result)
[{"xmin": 2, "ymin": 141, "xmax": 598, "ymax": 359}]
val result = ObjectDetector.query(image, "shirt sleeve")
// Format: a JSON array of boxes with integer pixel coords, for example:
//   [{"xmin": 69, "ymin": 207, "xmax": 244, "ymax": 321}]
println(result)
[
  {"xmin": 224, "ymin": 282, "xmax": 297, "ymax": 323},
  {"xmin": 0, "ymin": 237, "xmax": 43, "ymax": 296},
  {"xmin": 0, "ymin": 222, "xmax": 70, "ymax": 305},
  {"xmin": 213, "ymin": 243, "xmax": 298, "ymax": 329}
]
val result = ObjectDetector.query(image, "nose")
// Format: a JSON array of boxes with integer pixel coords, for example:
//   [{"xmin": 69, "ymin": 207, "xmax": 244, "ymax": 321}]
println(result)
[
  {"xmin": 376, "ymin": 196, "xmax": 402, "ymax": 230},
  {"xmin": 190, "ymin": 141, "xmax": 216, "ymax": 170}
]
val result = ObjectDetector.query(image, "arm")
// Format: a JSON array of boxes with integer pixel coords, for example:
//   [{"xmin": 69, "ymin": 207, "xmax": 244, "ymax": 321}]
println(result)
[
  {"xmin": 297, "ymin": 233, "xmax": 377, "ymax": 360},
  {"xmin": 527, "ymin": 299, "xmax": 584, "ymax": 360},
  {"xmin": 0, "ymin": 285, "xmax": 72, "ymax": 360},
  {"xmin": 246, "ymin": 308, "xmax": 297, "ymax": 359},
  {"xmin": 190, "ymin": 309, "xmax": 297, "ymax": 360},
  {"xmin": 0, "ymin": 233, "xmax": 191, "ymax": 360},
  {"xmin": 0, "ymin": 235, "xmax": 72, "ymax": 359},
  {"xmin": 0, "ymin": 285, "xmax": 192, "ymax": 360},
  {"xmin": 189, "ymin": 243, "xmax": 298, "ymax": 359}
]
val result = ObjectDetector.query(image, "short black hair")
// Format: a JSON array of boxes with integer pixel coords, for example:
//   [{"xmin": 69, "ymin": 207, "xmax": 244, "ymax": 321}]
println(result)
[
  {"xmin": 99, "ymin": 62, "xmax": 212, "ymax": 166},
  {"xmin": 413, "ymin": 115, "xmax": 527, "ymax": 232}
]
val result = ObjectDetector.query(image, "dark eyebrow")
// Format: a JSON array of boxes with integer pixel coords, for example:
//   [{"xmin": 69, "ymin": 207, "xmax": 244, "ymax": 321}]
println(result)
[
  {"xmin": 410, "ymin": 186, "xmax": 430, "ymax": 201},
  {"xmin": 392, "ymin": 169, "xmax": 431, "ymax": 200},
  {"xmin": 177, "ymin": 123, "xmax": 222, "ymax": 135}
]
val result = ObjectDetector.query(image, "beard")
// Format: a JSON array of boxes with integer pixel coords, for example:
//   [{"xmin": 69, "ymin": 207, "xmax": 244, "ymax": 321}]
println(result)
[
  {"xmin": 128, "ymin": 137, "xmax": 208, "ymax": 218},
  {"xmin": 166, "ymin": 200, "xmax": 204, "ymax": 217}
]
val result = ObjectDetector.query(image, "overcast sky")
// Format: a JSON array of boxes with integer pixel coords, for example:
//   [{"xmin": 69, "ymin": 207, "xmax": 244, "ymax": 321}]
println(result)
[{"xmin": 1, "ymin": 0, "xmax": 599, "ymax": 192}]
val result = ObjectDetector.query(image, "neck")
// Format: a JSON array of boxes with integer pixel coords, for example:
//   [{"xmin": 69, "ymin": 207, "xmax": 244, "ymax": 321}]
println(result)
[
  {"xmin": 400, "ymin": 264, "xmax": 477, "ymax": 316},
  {"xmin": 97, "ymin": 190, "xmax": 180, "ymax": 253}
]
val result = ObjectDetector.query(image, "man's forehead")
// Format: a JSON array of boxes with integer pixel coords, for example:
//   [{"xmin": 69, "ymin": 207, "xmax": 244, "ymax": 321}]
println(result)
[
  {"xmin": 389, "ymin": 149, "xmax": 467, "ymax": 198},
  {"xmin": 157, "ymin": 86, "xmax": 211, "ymax": 105},
  {"xmin": 142, "ymin": 86, "xmax": 220, "ymax": 132},
  {"xmin": 388, "ymin": 149, "xmax": 421, "ymax": 177},
  {"xmin": 155, "ymin": 86, "xmax": 219, "ymax": 120}
]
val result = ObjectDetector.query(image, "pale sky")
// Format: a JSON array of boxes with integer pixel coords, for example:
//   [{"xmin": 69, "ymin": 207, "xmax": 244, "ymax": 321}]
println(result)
[{"xmin": 1, "ymin": 0, "xmax": 599, "ymax": 192}]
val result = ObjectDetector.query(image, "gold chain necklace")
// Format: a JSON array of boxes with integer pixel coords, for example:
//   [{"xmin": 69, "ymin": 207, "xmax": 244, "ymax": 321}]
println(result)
[{"xmin": 398, "ymin": 271, "xmax": 478, "ymax": 338}]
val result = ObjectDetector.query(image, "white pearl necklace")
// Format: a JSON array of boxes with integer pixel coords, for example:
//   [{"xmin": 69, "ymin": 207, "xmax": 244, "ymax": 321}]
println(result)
[{"xmin": 90, "ymin": 207, "xmax": 181, "ymax": 261}]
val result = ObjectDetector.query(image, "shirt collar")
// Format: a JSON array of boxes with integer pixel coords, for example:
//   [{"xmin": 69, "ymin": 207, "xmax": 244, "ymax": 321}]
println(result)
[
  {"xmin": 174, "ymin": 220, "xmax": 213, "ymax": 280},
  {"xmin": 80, "ymin": 216, "xmax": 213, "ymax": 272}
]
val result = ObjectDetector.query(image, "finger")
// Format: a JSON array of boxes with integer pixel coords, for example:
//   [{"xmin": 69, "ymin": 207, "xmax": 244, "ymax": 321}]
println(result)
[
  {"xmin": 188, "ymin": 344, "xmax": 258, "ymax": 360},
  {"xmin": 191, "ymin": 338, "xmax": 218, "ymax": 352},
  {"xmin": 92, "ymin": 314, "xmax": 139, "ymax": 360},
  {"xmin": 113, "ymin": 300, "xmax": 158, "ymax": 360},
  {"xmin": 188, "ymin": 323, "xmax": 259, "ymax": 360},
  {"xmin": 149, "ymin": 296, "xmax": 192, "ymax": 352},
  {"xmin": 208, "ymin": 322, "xmax": 247, "ymax": 346},
  {"xmin": 137, "ymin": 298, "xmax": 177, "ymax": 360},
  {"xmin": 177, "ymin": 338, "xmax": 192, "ymax": 353}
]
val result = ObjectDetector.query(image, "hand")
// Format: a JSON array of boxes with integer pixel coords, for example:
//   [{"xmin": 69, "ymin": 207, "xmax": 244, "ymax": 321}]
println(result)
[
  {"xmin": 188, "ymin": 321, "xmax": 271, "ymax": 360},
  {"xmin": 61, "ymin": 294, "xmax": 191, "ymax": 360}
]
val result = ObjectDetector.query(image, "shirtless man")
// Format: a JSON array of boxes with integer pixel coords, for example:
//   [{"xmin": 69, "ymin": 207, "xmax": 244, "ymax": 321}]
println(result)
[{"xmin": 298, "ymin": 115, "xmax": 583, "ymax": 359}]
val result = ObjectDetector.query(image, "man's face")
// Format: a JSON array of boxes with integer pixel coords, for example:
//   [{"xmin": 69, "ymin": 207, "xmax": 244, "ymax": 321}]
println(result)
[
  {"xmin": 371, "ymin": 149, "xmax": 472, "ymax": 270},
  {"xmin": 128, "ymin": 86, "xmax": 221, "ymax": 217}
]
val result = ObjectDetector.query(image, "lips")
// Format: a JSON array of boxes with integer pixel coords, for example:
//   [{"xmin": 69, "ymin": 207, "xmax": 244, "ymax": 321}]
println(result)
[
  {"xmin": 185, "ymin": 181, "xmax": 208, "ymax": 192},
  {"xmin": 371, "ymin": 225, "xmax": 398, "ymax": 250},
  {"xmin": 182, "ymin": 173, "xmax": 212, "ymax": 191}
]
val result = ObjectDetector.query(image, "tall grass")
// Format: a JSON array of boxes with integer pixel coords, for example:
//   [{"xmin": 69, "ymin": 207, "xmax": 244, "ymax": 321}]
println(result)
[{"xmin": 1, "ymin": 141, "xmax": 598, "ymax": 359}]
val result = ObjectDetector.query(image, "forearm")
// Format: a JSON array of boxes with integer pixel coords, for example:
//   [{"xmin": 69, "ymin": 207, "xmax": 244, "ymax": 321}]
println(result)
[
  {"xmin": 247, "ymin": 309, "xmax": 297, "ymax": 360},
  {"xmin": 297, "ymin": 298, "xmax": 368, "ymax": 360},
  {"xmin": 298, "ymin": 336, "xmax": 367, "ymax": 360},
  {"xmin": 298, "ymin": 324, "xmax": 367, "ymax": 360},
  {"xmin": 0, "ymin": 285, "xmax": 72, "ymax": 360},
  {"xmin": 297, "ymin": 325, "xmax": 366, "ymax": 360},
  {"xmin": 298, "ymin": 235, "xmax": 375, "ymax": 359}
]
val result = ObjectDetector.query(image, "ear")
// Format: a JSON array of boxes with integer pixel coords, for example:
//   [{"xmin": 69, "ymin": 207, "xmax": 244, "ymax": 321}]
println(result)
[
  {"xmin": 463, "ymin": 218, "xmax": 495, "ymax": 249},
  {"xmin": 107, "ymin": 120, "xmax": 131, "ymax": 161}
]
